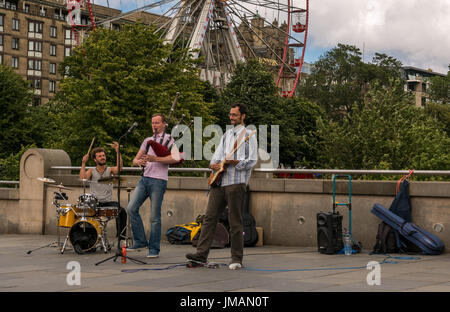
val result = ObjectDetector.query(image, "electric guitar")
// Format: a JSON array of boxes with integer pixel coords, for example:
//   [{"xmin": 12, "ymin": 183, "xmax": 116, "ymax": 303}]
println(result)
[{"xmin": 208, "ymin": 130, "xmax": 256, "ymax": 187}]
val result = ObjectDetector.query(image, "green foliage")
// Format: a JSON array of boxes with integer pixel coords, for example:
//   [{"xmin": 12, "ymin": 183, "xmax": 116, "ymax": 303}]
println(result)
[
  {"xmin": 317, "ymin": 79, "xmax": 450, "ymax": 176},
  {"xmin": 0, "ymin": 65, "xmax": 33, "ymax": 159},
  {"xmin": 0, "ymin": 144, "xmax": 36, "ymax": 181},
  {"xmin": 214, "ymin": 59, "xmax": 325, "ymax": 167},
  {"xmin": 427, "ymin": 70, "xmax": 450, "ymax": 104},
  {"xmin": 424, "ymin": 101, "xmax": 450, "ymax": 135},
  {"xmin": 51, "ymin": 23, "xmax": 216, "ymax": 167},
  {"xmin": 299, "ymin": 44, "xmax": 404, "ymax": 121}
]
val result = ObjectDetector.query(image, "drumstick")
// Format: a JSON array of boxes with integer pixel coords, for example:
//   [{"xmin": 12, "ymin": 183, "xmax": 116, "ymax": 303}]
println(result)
[{"xmin": 87, "ymin": 137, "xmax": 95, "ymax": 156}]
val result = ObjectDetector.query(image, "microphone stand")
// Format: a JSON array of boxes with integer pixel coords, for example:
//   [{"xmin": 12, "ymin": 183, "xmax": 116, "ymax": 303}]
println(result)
[{"xmin": 96, "ymin": 127, "xmax": 146, "ymax": 266}]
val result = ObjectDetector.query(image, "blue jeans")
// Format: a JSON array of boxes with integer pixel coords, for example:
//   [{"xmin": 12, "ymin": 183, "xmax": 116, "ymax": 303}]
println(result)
[{"xmin": 126, "ymin": 177, "xmax": 167, "ymax": 254}]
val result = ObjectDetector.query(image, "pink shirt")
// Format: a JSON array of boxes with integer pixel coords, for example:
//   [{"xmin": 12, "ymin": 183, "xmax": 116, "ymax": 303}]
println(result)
[{"xmin": 140, "ymin": 133, "xmax": 174, "ymax": 181}]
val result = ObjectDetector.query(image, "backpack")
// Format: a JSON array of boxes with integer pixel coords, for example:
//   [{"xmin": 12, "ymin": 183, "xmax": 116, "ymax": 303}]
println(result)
[
  {"xmin": 372, "ymin": 222, "xmax": 400, "ymax": 254},
  {"xmin": 166, "ymin": 219, "xmax": 202, "ymax": 245}
]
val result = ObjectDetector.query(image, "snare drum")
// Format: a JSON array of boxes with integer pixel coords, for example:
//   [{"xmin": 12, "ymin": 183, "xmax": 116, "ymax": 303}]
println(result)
[
  {"xmin": 69, "ymin": 218, "xmax": 102, "ymax": 254},
  {"xmin": 77, "ymin": 194, "xmax": 98, "ymax": 217},
  {"xmin": 58, "ymin": 205, "xmax": 77, "ymax": 228},
  {"xmin": 96, "ymin": 206, "xmax": 119, "ymax": 218}
]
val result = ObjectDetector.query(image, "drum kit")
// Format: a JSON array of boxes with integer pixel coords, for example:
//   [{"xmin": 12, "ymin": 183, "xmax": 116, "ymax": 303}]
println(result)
[{"xmin": 38, "ymin": 177, "xmax": 124, "ymax": 254}]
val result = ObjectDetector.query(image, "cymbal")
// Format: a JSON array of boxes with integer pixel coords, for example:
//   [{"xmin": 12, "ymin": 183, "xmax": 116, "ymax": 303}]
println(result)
[
  {"xmin": 97, "ymin": 176, "xmax": 126, "ymax": 184},
  {"xmin": 37, "ymin": 177, "xmax": 56, "ymax": 183},
  {"xmin": 47, "ymin": 183, "xmax": 72, "ymax": 190}
]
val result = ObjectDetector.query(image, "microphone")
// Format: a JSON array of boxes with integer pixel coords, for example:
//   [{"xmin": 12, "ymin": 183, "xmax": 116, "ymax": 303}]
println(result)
[{"xmin": 127, "ymin": 122, "xmax": 138, "ymax": 133}]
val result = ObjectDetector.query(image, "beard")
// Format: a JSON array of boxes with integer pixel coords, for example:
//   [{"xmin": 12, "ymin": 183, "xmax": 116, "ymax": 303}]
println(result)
[{"xmin": 96, "ymin": 159, "xmax": 106, "ymax": 166}]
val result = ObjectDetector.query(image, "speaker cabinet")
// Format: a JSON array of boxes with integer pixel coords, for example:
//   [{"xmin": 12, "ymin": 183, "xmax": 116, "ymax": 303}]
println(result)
[{"xmin": 317, "ymin": 212, "xmax": 343, "ymax": 254}]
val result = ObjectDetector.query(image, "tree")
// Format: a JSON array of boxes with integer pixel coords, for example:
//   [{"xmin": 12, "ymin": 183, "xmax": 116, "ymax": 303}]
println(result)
[
  {"xmin": 299, "ymin": 44, "xmax": 404, "ymax": 122},
  {"xmin": 428, "ymin": 68, "xmax": 449, "ymax": 104},
  {"xmin": 0, "ymin": 65, "xmax": 33, "ymax": 159},
  {"xmin": 317, "ymin": 79, "xmax": 450, "ymax": 174},
  {"xmin": 51, "ymin": 23, "xmax": 216, "ymax": 166},
  {"xmin": 216, "ymin": 59, "xmax": 325, "ymax": 167}
]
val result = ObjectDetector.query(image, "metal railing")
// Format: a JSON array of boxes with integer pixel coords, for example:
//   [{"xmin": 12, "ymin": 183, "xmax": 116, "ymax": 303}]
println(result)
[
  {"xmin": 0, "ymin": 181, "xmax": 20, "ymax": 187},
  {"xmin": 48, "ymin": 166, "xmax": 450, "ymax": 176},
  {"xmin": 0, "ymin": 168, "xmax": 448, "ymax": 188}
]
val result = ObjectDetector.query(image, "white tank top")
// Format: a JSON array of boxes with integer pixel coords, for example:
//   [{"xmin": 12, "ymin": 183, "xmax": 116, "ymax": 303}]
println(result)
[{"xmin": 90, "ymin": 167, "xmax": 113, "ymax": 203}]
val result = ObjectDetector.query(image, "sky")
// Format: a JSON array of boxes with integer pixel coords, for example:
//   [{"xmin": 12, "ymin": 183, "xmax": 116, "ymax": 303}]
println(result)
[{"xmin": 93, "ymin": 0, "xmax": 450, "ymax": 74}]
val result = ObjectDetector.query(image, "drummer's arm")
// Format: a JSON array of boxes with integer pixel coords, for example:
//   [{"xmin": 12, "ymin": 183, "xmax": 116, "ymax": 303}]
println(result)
[
  {"xmin": 80, "ymin": 167, "xmax": 93, "ymax": 180},
  {"xmin": 110, "ymin": 141, "xmax": 123, "ymax": 175}
]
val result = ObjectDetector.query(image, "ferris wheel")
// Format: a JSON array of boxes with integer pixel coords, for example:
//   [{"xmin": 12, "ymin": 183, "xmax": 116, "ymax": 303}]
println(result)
[
  {"xmin": 84, "ymin": 0, "xmax": 309, "ymax": 97},
  {"xmin": 154, "ymin": 0, "xmax": 309, "ymax": 96}
]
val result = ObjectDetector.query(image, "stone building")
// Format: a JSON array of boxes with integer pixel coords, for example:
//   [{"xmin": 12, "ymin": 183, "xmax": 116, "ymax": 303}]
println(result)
[{"xmin": 0, "ymin": 0, "xmax": 164, "ymax": 105}]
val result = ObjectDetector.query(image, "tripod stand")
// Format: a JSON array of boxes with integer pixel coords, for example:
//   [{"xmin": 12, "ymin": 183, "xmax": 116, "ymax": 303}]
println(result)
[
  {"xmin": 96, "ymin": 127, "xmax": 145, "ymax": 266},
  {"xmin": 118, "ymin": 184, "xmax": 134, "ymax": 247}
]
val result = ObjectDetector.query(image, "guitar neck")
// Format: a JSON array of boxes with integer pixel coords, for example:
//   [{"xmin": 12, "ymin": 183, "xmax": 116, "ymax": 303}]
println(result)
[{"xmin": 224, "ymin": 130, "xmax": 256, "ymax": 161}]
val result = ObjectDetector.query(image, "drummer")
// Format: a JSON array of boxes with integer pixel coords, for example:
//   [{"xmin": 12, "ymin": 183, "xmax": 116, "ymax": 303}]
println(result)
[{"xmin": 80, "ymin": 142, "xmax": 127, "ymax": 244}]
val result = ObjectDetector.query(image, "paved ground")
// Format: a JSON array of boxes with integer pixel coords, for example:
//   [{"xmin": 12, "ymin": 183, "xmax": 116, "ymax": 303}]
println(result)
[{"xmin": 0, "ymin": 234, "xmax": 449, "ymax": 293}]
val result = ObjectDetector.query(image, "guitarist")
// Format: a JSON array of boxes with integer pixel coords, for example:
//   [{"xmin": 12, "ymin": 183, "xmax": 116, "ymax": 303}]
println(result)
[{"xmin": 186, "ymin": 103, "xmax": 258, "ymax": 269}]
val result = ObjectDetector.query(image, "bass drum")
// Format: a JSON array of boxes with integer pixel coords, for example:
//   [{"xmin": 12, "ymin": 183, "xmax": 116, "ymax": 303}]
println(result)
[{"xmin": 69, "ymin": 219, "xmax": 101, "ymax": 254}]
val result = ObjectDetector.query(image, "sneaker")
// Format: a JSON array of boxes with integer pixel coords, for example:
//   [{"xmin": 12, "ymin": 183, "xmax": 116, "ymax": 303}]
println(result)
[
  {"xmin": 147, "ymin": 252, "xmax": 159, "ymax": 258},
  {"xmin": 186, "ymin": 253, "xmax": 207, "ymax": 263},
  {"xmin": 126, "ymin": 244, "xmax": 147, "ymax": 252},
  {"xmin": 229, "ymin": 262, "xmax": 242, "ymax": 270}
]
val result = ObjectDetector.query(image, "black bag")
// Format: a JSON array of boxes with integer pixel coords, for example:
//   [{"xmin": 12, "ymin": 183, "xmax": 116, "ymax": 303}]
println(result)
[
  {"xmin": 242, "ymin": 185, "xmax": 258, "ymax": 247},
  {"xmin": 191, "ymin": 222, "xmax": 229, "ymax": 249},
  {"xmin": 373, "ymin": 178, "xmax": 417, "ymax": 254},
  {"xmin": 373, "ymin": 222, "xmax": 400, "ymax": 254},
  {"xmin": 389, "ymin": 179, "xmax": 412, "ymax": 222}
]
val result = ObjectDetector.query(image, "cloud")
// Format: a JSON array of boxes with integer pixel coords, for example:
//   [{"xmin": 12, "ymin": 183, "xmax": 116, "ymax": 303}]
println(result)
[{"xmin": 307, "ymin": 0, "xmax": 450, "ymax": 73}]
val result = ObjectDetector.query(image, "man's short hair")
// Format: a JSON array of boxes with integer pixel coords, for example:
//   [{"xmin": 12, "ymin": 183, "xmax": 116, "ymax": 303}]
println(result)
[
  {"xmin": 231, "ymin": 103, "xmax": 248, "ymax": 116},
  {"xmin": 152, "ymin": 113, "xmax": 167, "ymax": 123},
  {"xmin": 91, "ymin": 147, "xmax": 105, "ymax": 160}
]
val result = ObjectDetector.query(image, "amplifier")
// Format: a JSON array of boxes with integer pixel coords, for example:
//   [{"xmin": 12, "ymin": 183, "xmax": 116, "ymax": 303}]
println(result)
[{"xmin": 317, "ymin": 211, "xmax": 343, "ymax": 254}]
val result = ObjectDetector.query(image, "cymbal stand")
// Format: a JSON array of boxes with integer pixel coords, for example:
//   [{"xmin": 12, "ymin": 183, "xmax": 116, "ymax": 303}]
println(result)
[{"xmin": 118, "ymin": 184, "xmax": 134, "ymax": 248}]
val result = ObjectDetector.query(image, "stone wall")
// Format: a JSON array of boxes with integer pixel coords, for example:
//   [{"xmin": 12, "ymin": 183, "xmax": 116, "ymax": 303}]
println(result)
[{"xmin": 0, "ymin": 148, "xmax": 448, "ymax": 252}]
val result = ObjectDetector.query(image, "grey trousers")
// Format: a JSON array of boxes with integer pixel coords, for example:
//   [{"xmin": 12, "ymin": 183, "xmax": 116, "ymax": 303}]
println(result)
[{"xmin": 196, "ymin": 183, "xmax": 246, "ymax": 263}]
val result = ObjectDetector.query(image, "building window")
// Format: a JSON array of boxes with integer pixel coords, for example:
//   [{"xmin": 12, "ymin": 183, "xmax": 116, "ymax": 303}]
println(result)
[
  {"xmin": 40, "ymin": 7, "xmax": 47, "ymax": 17},
  {"xmin": 28, "ymin": 40, "xmax": 42, "ymax": 52},
  {"xmin": 65, "ymin": 29, "xmax": 72, "ymax": 40},
  {"xmin": 33, "ymin": 97, "xmax": 41, "ymax": 106},
  {"xmin": 28, "ymin": 59, "xmax": 42, "ymax": 71},
  {"xmin": 50, "ymin": 44, "xmax": 56, "ymax": 56},
  {"xmin": 50, "ymin": 26, "xmax": 57, "ymax": 38},
  {"xmin": 0, "ymin": 54, "xmax": 3, "ymax": 65},
  {"xmin": 12, "ymin": 37, "xmax": 19, "ymax": 49},
  {"xmin": 13, "ymin": 18, "xmax": 19, "ymax": 30},
  {"xmin": 24, "ymin": 4, "xmax": 30, "ymax": 13},
  {"xmin": 31, "ymin": 79, "xmax": 41, "ymax": 89},
  {"xmin": 0, "ymin": 15, "xmax": 4, "ymax": 32},
  {"xmin": 0, "ymin": 34, "xmax": 3, "ymax": 47},
  {"xmin": 65, "ymin": 47, "xmax": 71, "ymax": 57},
  {"xmin": 28, "ymin": 21, "xmax": 43, "ymax": 38},
  {"xmin": 12, "ymin": 56, "xmax": 18, "ymax": 68},
  {"xmin": 49, "ymin": 80, "xmax": 56, "ymax": 93},
  {"xmin": 49, "ymin": 62, "xmax": 56, "ymax": 74}
]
